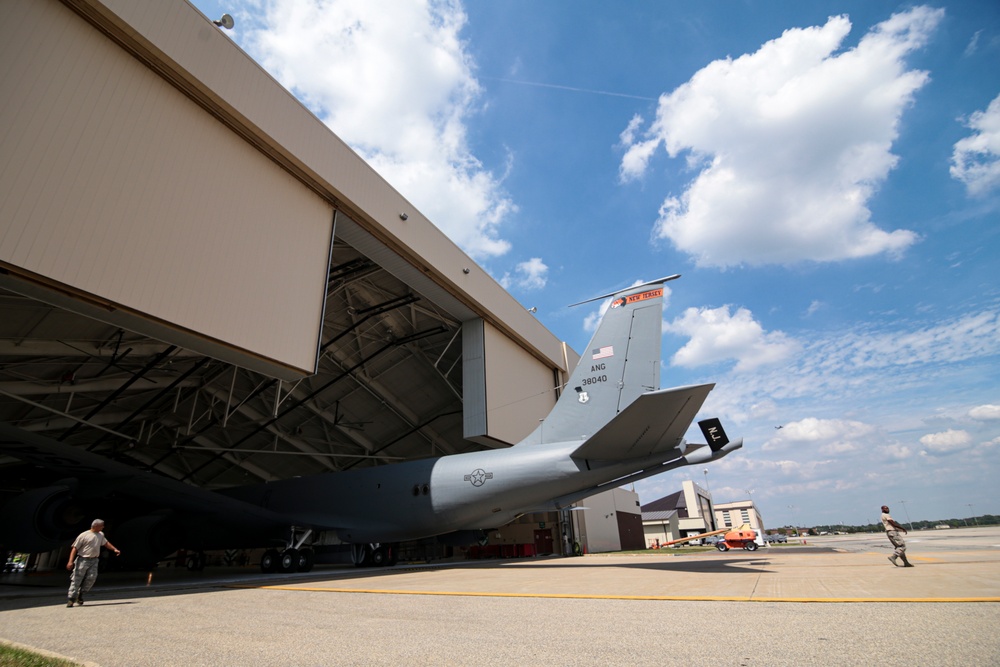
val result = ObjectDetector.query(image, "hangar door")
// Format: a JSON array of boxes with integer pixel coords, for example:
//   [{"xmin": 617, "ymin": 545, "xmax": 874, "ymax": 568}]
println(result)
[
  {"xmin": 0, "ymin": 0, "xmax": 333, "ymax": 379},
  {"xmin": 463, "ymin": 319, "xmax": 559, "ymax": 446}
]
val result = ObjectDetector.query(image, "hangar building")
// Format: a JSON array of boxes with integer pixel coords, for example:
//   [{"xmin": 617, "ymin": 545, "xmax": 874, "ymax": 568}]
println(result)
[
  {"xmin": 641, "ymin": 481, "xmax": 716, "ymax": 547},
  {"xmin": 0, "ymin": 0, "xmax": 584, "ymax": 565}
]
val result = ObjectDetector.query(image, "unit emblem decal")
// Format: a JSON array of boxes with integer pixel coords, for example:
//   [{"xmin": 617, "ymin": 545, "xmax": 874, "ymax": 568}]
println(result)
[
  {"xmin": 610, "ymin": 288, "xmax": 663, "ymax": 309},
  {"xmin": 464, "ymin": 468, "xmax": 494, "ymax": 487},
  {"xmin": 578, "ymin": 391, "xmax": 590, "ymax": 404}
]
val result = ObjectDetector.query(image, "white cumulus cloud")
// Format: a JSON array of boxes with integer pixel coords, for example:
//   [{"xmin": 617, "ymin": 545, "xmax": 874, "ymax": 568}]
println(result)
[
  {"xmin": 763, "ymin": 417, "xmax": 879, "ymax": 455},
  {"xmin": 951, "ymin": 93, "xmax": 1000, "ymax": 196},
  {"xmin": 666, "ymin": 305, "xmax": 799, "ymax": 372},
  {"xmin": 619, "ymin": 7, "xmax": 944, "ymax": 267},
  {"xmin": 237, "ymin": 0, "xmax": 514, "ymax": 260},
  {"xmin": 919, "ymin": 428, "xmax": 973, "ymax": 454},
  {"xmin": 969, "ymin": 404, "xmax": 1000, "ymax": 421},
  {"xmin": 499, "ymin": 257, "xmax": 548, "ymax": 291},
  {"xmin": 879, "ymin": 443, "xmax": 913, "ymax": 460}
]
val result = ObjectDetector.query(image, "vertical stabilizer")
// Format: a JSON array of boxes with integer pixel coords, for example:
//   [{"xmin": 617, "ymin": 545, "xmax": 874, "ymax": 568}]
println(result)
[{"xmin": 520, "ymin": 276, "xmax": 678, "ymax": 445}]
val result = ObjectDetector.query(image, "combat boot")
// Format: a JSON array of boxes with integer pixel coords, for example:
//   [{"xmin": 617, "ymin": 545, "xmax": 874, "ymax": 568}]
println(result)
[
  {"xmin": 887, "ymin": 555, "xmax": 899, "ymax": 566},
  {"xmin": 900, "ymin": 553, "xmax": 914, "ymax": 567}
]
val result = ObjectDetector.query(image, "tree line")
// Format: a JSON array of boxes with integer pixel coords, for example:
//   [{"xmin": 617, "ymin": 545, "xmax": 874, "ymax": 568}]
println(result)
[{"xmin": 774, "ymin": 515, "xmax": 997, "ymax": 535}]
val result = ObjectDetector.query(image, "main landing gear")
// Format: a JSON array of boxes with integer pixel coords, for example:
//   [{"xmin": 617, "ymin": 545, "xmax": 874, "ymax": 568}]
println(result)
[
  {"xmin": 350, "ymin": 543, "xmax": 398, "ymax": 568},
  {"xmin": 260, "ymin": 527, "xmax": 316, "ymax": 574}
]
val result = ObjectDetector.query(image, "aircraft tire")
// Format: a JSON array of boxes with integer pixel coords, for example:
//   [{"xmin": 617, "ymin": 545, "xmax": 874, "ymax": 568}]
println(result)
[
  {"xmin": 351, "ymin": 544, "xmax": 371, "ymax": 567},
  {"xmin": 297, "ymin": 548, "xmax": 315, "ymax": 572},
  {"xmin": 260, "ymin": 548, "xmax": 280, "ymax": 573},
  {"xmin": 279, "ymin": 548, "xmax": 300, "ymax": 572},
  {"xmin": 371, "ymin": 545, "xmax": 389, "ymax": 567},
  {"xmin": 186, "ymin": 552, "xmax": 205, "ymax": 571},
  {"xmin": 745, "ymin": 542, "xmax": 758, "ymax": 551}
]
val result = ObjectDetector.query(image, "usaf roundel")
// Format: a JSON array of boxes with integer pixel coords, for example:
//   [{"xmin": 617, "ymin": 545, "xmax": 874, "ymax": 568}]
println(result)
[{"xmin": 464, "ymin": 468, "xmax": 494, "ymax": 487}]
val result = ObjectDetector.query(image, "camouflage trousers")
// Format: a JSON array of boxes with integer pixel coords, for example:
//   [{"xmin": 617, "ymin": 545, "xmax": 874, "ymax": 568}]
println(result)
[
  {"xmin": 68, "ymin": 557, "xmax": 99, "ymax": 601},
  {"xmin": 886, "ymin": 530, "xmax": 906, "ymax": 557}
]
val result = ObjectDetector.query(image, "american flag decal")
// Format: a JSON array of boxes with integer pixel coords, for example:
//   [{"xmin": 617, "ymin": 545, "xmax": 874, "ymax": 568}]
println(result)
[{"xmin": 592, "ymin": 346, "xmax": 614, "ymax": 360}]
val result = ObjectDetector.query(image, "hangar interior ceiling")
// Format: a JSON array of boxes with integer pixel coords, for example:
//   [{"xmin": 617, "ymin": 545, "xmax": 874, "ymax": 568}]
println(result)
[{"xmin": 0, "ymin": 239, "xmax": 474, "ymax": 500}]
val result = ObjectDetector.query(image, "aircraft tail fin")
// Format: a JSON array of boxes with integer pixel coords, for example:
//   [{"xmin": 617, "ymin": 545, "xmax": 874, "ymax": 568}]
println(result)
[{"xmin": 521, "ymin": 275, "xmax": 680, "ymax": 446}]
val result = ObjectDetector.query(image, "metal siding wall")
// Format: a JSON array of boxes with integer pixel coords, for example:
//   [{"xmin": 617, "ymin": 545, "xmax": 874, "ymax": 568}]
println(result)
[
  {"xmin": 482, "ymin": 322, "xmax": 557, "ymax": 445},
  {"xmin": 0, "ymin": 0, "xmax": 332, "ymax": 375},
  {"xmin": 461, "ymin": 319, "xmax": 488, "ymax": 439}
]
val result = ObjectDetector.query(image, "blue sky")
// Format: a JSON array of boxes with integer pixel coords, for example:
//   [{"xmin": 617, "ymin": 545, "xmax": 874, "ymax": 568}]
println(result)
[{"xmin": 191, "ymin": 0, "xmax": 1000, "ymax": 528}]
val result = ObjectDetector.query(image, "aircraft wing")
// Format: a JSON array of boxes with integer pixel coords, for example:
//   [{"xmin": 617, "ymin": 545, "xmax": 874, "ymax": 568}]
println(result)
[
  {"xmin": 0, "ymin": 421, "xmax": 291, "ymax": 525},
  {"xmin": 570, "ymin": 383, "xmax": 714, "ymax": 461}
]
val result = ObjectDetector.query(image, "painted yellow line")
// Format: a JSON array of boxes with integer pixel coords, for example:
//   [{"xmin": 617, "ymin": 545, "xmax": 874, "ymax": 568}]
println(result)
[{"xmin": 228, "ymin": 585, "xmax": 1000, "ymax": 603}]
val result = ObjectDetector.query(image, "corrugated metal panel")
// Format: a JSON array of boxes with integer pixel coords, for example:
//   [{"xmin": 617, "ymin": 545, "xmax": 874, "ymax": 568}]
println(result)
[
  {"xmin": 462, "ymin": 318, "xmax": 559, "ymax": 446},
  {"xmin": 462, "ymin": 319, "xmax": 488, "ymax": 440},
  {"xmin": 91, "ymin": 0, "xmax": 566, "ymax": 375},
  {"xmin": 0, "ymin": 0, "xmax": 333, "ymax": 377},
  {"xmin": 482, "ymin": 321, "xmax": 558, "ymax": 445}
]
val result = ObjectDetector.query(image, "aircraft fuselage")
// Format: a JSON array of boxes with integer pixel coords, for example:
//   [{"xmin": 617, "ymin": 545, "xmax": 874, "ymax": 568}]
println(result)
[{"xmin": 221, "ymin": 440, "xmax": 659, "ymax": 543}]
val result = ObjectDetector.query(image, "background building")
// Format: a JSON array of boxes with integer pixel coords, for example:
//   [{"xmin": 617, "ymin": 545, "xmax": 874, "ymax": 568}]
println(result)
[
  {"xmin": 574, "ymin": 488, "xmax": 644, "ymax": 553},
  {"xmin": 640, "ymin": 509, "xmax": 679, "ymax": 549},
  {"xmin": 641, "ymin": 480, "xmax": 715, "ymax": 546},
  {"xmin": 713, "ymin": 500, "xmax": 767, "ymax": 545},
  {"xmin": 641, "ymin": 481, "xmax": 768, "ymax": 548}
]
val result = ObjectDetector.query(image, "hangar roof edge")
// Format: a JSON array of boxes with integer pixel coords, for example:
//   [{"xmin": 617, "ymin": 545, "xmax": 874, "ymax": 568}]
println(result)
[{"xmin": 75, "ymin": 0, "xmax": 567, "ymax": 372}]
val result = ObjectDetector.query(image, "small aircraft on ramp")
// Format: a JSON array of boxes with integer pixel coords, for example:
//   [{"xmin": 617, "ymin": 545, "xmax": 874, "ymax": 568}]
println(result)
[{"xmin": 0, "ymin": 275, "xmax": 742, "ymax": 571}]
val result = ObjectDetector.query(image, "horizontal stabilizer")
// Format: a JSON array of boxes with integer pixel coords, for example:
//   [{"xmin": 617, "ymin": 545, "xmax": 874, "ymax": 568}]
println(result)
[{"xmin": 570, "ymin": 383, "xmax": 714, "ymax": 461}]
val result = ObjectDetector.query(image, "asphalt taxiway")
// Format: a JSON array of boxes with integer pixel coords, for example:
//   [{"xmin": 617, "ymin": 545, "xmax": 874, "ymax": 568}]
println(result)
[{"xmin": 2, "ymin": 527, "xmax": 998, "ymax": 666}]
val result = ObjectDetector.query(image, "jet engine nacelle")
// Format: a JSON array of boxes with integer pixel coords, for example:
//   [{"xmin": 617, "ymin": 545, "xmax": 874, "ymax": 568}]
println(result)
[{"xmin": 0, "ymin": 483, "xmax": 87, "ymax": 552}]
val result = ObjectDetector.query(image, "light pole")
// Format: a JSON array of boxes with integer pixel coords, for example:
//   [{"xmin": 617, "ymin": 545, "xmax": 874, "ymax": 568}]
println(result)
[
  {"xmin": 898, "ymin": 500, "xmax": 913, "ymax": 530},
  {"xmin": 703, "ymin": 468, "xmax": 715, "ymax": 530},
  {"xmin": 967, "ymin": 504, "xmax": 978, "ymax": 526}
]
